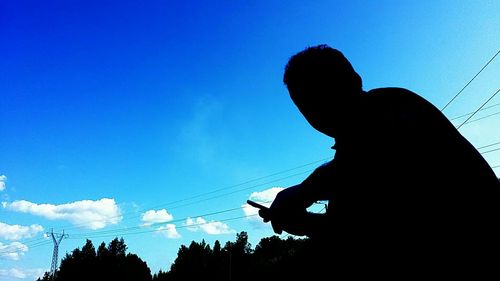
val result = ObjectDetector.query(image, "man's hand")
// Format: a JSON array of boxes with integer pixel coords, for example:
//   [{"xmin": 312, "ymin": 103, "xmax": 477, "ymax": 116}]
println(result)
[{"xmin": 258, "ymin": 184, "xmax": 315, "ymax": 236}]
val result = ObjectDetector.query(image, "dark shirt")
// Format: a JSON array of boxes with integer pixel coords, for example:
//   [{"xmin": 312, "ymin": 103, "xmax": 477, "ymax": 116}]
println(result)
[{"xmin": 303, "ymin": 87, "xmax": 500, "ymax": 277}]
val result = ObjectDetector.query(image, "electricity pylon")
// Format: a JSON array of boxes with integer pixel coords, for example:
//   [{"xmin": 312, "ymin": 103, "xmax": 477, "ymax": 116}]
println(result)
[{"xmin": 48, "ymin": 229, "xmax": 68, "ymax": 278}]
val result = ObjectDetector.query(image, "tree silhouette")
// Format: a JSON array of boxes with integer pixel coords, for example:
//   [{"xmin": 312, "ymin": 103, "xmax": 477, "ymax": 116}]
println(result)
[
  {"xmin": 36, "ymin": 232, "xmax": 311, "ymax": 281},
  {"xmin": 167, "ymin": 239, "xmax": 214, "ymax": 280},
  {"xmin": 221, "ymin": 231, "xmax": 252, "ymax": 281},
  {"xmin": 36, "ymin": 271, "xmax": 52, "ymax": 281},
  {"xmin": 37, "ymin": 237, "xmax": 151, "ymax": 281},
  {"xmin": 252, "ymin": 235, "xmax": 315, "ymax": 279}
]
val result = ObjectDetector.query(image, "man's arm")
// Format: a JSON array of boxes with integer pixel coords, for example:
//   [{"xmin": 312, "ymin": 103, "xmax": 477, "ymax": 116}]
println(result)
[
  {"xmin": 260, "ymin": 160, "xmax": 337, "ymax": 236},
  {"xmin": 300, "ymin": 160, "xmax": 337, "ymax": 201},
  {"xmin": 271, "ymin": 161, "xmax": 336, "ymax": 211}
]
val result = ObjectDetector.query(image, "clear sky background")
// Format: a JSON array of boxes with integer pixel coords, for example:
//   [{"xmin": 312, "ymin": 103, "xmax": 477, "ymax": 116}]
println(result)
[{"xmin": 1, "ymin": 1, "xmax": 499, "ymax": 280}]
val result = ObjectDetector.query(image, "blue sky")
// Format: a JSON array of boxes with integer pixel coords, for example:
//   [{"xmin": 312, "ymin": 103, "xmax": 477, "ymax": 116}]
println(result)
[{"xmin": 1, "ymin": 0, "xmax": 499, "ymax": 280}]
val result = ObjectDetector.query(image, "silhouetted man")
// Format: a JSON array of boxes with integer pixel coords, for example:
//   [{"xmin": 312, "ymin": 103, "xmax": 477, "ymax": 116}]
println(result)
[{"xmin": 259, "ymin": 45, "xmax": 500, "ymax": 278}]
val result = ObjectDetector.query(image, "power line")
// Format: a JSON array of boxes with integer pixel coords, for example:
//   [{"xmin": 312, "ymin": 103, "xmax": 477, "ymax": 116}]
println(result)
[
  {"xmin": 66, "ymin": 214, "xmax": 258, "ymax": 240},
  {"xmin": 0, "ymin": 240, "xmax": 53, "ymax": 255},
  {"xmin": 463, "ymin": 110, "xmax": 500, "ymax": 126},
  {"xmin": 1, "ymin": 210, "xmax": 258, "ymax": 253},
  {"xmin": 72, "ymin": 202, "xmax": 326, "ymax": 241},
  {"xmin": 3, "ymin": 200, "xmax": 325, "ymax": 246},
  {"xmin": 67, "ymin": 205, "xmax": 247, "ymax": 239},
  {"xmin": 12, "ymin": 198, "xmax": 320, "ymax": 246},
  {"xmin": 441, "ymin": 49, "xmax": 500, "ymax": 112},
  {"xmin": 449, "ymin": 102, "xmax": 500, "ymax": 121},
  {"xmin": 67, "ymin": 199, "xmax": 327, "ymax": 240},
  {"xmin": 0, "ymin": 236, "xmax": 56, "ymax": 255},
  {"xmin": 10, "ymin": 158, "xmax": 327, "ymax": 249},
  {"xmin": 481, "ymin": 147, "xmax": 500, "ymax": 155},
  {"xmin": 56, "ymin": 168, "xmax": 314, "ymax": 234},
  {"xmin": 456, "ymin": 88, "xmax": 500, "ymax": 129},
  {"xmin": 477, "ymin": 141, "xmax": 500, "ymax": 150},
  {"xmin": 51, "ymin": 158, "xmax": 329, "ymax": 233},
  {"xmin": 160, "ymin": 170, "xmax": 313, "ymax": 211},
  {"xmin": 23, "ymin": 199, "xmax": 317, "ymax": 243},
  {"xmin": 0, "ymin": 236, "xmax": 63, "ymax": 256}
]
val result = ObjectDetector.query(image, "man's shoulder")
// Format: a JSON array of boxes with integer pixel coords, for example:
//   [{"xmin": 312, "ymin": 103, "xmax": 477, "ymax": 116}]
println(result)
[
  {"xmin": 359, "ymin": 87, "xmax": 451, "ymax": 133},
  {"xmin": 364, "ymin": 87, "xmax": 437, "ymax": 110},
  {"xmin": 366, "ymin": 87, "xmax": 421, "ymax": 99}
]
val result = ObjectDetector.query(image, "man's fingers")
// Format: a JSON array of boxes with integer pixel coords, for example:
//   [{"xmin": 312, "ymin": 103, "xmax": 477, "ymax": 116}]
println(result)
[
  {"xmin": 259, "ymin": 209, "xmax": 271, "ymax": 221},
  {"xmin": 258, "ymin": 208, "xmax": 285, "ymax": 235}
]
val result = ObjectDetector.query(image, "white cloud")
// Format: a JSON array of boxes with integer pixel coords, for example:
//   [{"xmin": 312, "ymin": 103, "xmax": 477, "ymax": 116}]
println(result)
[
  {"xmin": 249, "ymin": 187, "xmax": 284, "ymax": 202},
  {"xmin": 156, "ymin": 224, "xmax": 181, "ymax": 239},
  {"xmin": 0, "ymin": 268, "xmax": 46, "ymax": 280},
  {"xmin": 184, "ymin": 217, "xmax": 235, "ymax": 235},
  {"xmin": 141, "ymin": 209, "xmax": 173, "ymax": 226},
  {"xmin": 184, "ymin": 217, "xmax": 198, "ymax": 231},
  {"xmin": 242, "ymin": 187, "xmax": 284, "ymax": 220},
  {"xmin": 0, "ymin": 242, "xmax": 28, "ymax": 261},
  {"xmin": 0, "ymin": 175, "xmax": 6, "ymax": 191},
  {"xmin": 0, "ymin": 222, "xmax": 44, "ymax": 240},
  {"xmin": 2, "ymin": 198, "xmax": 122, "ymax": 230}
]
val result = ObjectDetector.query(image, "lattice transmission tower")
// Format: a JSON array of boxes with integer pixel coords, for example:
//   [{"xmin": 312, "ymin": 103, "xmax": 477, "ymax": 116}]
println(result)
[{"xmin": 48, "ymin": 229, "xmax": 68, "ymax": 278}]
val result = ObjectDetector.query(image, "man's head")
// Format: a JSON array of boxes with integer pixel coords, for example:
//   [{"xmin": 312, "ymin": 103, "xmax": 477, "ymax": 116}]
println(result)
[{"xmin": 283, "ymin": 45, "xmax": 363, "ymax": 137}]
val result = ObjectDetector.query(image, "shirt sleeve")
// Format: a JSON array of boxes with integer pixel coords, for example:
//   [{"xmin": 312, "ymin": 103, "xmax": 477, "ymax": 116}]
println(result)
[{"xmin": 300, "ymin": 160, "xmax": 338, "ymax": 201}]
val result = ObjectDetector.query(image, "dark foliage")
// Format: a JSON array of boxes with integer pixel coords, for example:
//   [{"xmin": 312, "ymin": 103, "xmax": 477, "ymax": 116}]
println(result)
[
  {"xmin": 37, "ymin": 238, "xmax": 151, "ymax": 281},
  {"xmin": 152, "ymin": 232, "xmax": 313, "ymax": 281},
  {"xmin": 37, "ymin": 232, "xmax": 312, "ymax": 281}
]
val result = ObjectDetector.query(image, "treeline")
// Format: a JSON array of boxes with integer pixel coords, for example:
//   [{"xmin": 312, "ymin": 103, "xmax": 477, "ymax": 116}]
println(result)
[{"xmin": 36, "ymin": 232, "xmax": 319, "ymax": 281}]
